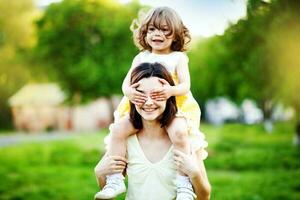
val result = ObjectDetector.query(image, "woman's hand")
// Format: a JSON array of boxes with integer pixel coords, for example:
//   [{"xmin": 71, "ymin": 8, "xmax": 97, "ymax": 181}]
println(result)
[
  {"xmin": 125, "ymin": 82, "xmax": 147, "ymax": 106},
  {"xmin": 150, "ymin": 78, "xmax": 173, "ymax": 101},
  {"xmin": 95, "ymin": 155, "xmax": 127, "ymax": 177},
  {"xmin": 173, "ymin": 149, "xmax": 200, "ymax": 179}
]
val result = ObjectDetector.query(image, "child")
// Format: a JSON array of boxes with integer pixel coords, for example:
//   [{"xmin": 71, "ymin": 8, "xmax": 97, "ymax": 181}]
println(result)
[{"xmin": 95, "ymin": 6, "xmax": 207, "ymax": 200}]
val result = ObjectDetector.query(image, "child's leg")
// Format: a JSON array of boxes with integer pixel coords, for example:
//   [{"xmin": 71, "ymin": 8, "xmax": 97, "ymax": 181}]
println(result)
[
  {"xmin": 167, "ymin": 117, "xmax": 196, "ymax": 200},
  {"xmin": 107, "ymin": 114, "xmax": 137, "ymax": 158},
  {"xmin": 95, "ymin": 114, "xmax": 136, "ymax": 200},
  {"xmin": 167, "ymin": 117, "xmax": 190, "ymax": 170}
]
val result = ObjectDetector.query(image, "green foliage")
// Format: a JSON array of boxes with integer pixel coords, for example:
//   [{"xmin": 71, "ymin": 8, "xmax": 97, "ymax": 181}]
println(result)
[
  {"xmin": 35, "ymin": 0, "xmax": 141, "ymax": 101},
  {"xmin": 0, "ymin": 123, "xmax": 299, "ymax": 199},
  {"xmin": 0, "ymin": 0, "xmax": 38, "ymax": 129},
  {"xmin": 189, "ymin": 0, "xmax": 300, "ymax": 118}
]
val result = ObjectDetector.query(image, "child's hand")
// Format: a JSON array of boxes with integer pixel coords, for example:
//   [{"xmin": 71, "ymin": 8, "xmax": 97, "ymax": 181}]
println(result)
[
  {"xmin": 127, "ymin": 82, "xmax": 147, "ymax": 106},
  {"xmin": 150, "ymin": 78, "xmax": 173, "ymax": 101}
]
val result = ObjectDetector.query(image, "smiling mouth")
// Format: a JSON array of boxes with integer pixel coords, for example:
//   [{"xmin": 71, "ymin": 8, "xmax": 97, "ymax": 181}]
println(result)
[
  {"xmin": 142, "ymin": 107, "xmax": 158, "ymax": 112},
  {"xmin": 152, "ymin": 39, "xmax": 163, "ymax": 43}
]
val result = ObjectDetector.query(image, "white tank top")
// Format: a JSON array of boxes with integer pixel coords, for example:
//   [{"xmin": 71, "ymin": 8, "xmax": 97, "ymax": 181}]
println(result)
[
  {"xmin": 138, "ymin": 51, "xmax": 188, "ymax": 75},
  {"xmin": 125, "ymin": 135, "xmax": 176, "ymax": 200}
]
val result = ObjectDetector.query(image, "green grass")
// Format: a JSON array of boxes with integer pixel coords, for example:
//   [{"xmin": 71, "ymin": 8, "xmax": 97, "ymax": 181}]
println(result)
[{"xmin": 0, "ymin": 123, "xmax": 299, "ymax": 200}]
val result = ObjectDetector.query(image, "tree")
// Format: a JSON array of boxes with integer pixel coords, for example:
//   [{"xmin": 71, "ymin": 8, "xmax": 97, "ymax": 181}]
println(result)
[
  {"xmin": 189, "ymin": 1, "xmax": 274, "ymax": 111},
  {"xmin": 266, "ymin": 0, "xmax": 300, "ymax": 143},
  {"xmin": 189, "ymin": 0, "xmax": 300, "ymax": 137},
  {"xmin": 0, "ymin": 0, "xmax": 38, "ymax": 129},
  {"xmin": 35, "ymin": 0, "xmax": 141, "ymax": 102}
]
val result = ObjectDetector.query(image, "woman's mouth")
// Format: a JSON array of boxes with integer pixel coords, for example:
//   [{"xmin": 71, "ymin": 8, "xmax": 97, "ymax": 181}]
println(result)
[{"xmin": 142, "ymin": 107, "xmax": 158, "ymax": 112}]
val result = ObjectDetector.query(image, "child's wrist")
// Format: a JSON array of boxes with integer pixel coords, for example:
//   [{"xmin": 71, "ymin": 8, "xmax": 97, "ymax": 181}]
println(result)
[
  {"xmin": 169, "ymin": 86, "xmax": 176, "ymax": 96},
  {"xmin": 123, "ymin": 87, "xmax": 130, "ymax": 97}
]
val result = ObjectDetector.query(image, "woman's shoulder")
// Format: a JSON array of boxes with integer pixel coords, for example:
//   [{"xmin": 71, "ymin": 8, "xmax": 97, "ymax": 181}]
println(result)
[{"xmin": 127, "ymin": 134, "xmax": 138, "ymax": 146}]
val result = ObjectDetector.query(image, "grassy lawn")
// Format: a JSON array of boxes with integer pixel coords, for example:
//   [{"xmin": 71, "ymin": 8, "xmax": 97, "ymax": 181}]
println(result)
[{"xmin": 0, "ymin": 123, "xmax": 299, "ymax": 200}]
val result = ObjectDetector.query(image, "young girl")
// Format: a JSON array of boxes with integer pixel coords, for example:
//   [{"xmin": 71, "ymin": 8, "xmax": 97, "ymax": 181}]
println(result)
[{"xmin": 94, "ymin": 6, "xmax": 208, "ymax": 200}]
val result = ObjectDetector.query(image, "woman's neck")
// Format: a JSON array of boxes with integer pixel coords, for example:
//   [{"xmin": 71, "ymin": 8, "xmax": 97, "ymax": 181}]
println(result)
[{"xmin": 140, "ymin": 120, "xmax": 166, "ymax": 138}]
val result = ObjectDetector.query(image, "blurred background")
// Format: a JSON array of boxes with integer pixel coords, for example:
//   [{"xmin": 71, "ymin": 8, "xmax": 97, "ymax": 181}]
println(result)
[{"xmin": 0, "ymin": 0, "xmax": 299, "ymax": 199}]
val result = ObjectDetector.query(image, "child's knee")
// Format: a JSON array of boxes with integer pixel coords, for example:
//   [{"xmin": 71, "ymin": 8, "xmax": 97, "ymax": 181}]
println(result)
[
  {"xmin": 110, "ymin": 123, "xmax": 126, "ymax": 139},
  {"xmin": 168, "ymin": 118, "xmax": 189, "ymax": 146},
  {"xmin": 94, "ymin": 162, "xmax": 101, "ymax": 176},
  {"xmin": 172, "ymin": 128, "xmax": 188, "ymax": 144},
  {"xmin": 110, "ymin": 118, "xmax": 135, "ymax": 140}
]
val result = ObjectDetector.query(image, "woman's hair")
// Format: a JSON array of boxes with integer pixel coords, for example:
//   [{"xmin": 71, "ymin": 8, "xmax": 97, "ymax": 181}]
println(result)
[
  {"xmin": 130, "ymin": 6, "xmax": 191, "ymax": 52},
  {"xmin": 129, "ymin": 62, "xmax": 178, "ymax": 129}
]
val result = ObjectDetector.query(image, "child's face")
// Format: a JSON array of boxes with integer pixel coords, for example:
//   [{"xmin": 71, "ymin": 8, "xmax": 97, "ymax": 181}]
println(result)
[{"xmin": 145, "ymin": 19, "xmax": 174, "ymax": 54}]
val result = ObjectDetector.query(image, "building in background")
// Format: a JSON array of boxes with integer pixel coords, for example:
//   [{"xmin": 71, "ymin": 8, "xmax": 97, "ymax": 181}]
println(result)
[
  {"xmin": 8, "ymin": 83, "xmax": 68, "ymax": 132},
  {"xmin": 8, "ymin": 83, "xmax": 116, "ymax": 133}
]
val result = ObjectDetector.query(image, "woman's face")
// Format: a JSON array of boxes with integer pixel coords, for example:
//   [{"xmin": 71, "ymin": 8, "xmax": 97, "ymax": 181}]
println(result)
[{"xmin": 135, "ymin": 77, "xmax": 167, "ymax": 121}]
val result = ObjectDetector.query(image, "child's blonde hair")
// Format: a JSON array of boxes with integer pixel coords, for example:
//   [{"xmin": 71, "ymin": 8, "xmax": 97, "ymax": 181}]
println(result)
[{"xmin": 130, "ymin": 6, "xmax": 191, "ymax": 52}]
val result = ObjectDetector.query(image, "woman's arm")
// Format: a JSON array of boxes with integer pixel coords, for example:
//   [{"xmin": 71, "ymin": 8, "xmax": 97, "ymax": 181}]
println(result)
[
  {"xmin": 94, "ymin": 153, "xmax": 127, "ymax": 188},
  {"xmin": 190, "ymin": 150, "xmax": 211, "ymax": 200},
  {"xmin": 173, "ymin": 149, "xmax": 211, "ymax": 200}
]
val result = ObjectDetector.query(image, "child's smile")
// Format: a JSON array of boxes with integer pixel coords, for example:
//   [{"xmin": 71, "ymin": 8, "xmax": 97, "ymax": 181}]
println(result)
[{"xmin": 146, "ymin": 21, "xmax": 174, "ymax": 54}]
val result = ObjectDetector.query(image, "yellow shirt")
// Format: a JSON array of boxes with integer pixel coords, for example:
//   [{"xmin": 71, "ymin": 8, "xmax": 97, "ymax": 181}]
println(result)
[{"xmin": 126, "ymin": 135, "xmax": 176, "ymax": 200}]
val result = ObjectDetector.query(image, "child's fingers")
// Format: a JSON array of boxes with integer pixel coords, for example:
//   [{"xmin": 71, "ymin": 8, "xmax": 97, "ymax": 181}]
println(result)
[
  {"xmin": 152, "ymin": 94, "xmax": 166, "ymax": 101},
  {"xmin": 132, "ymin": 101, "xmax": 142, "ymax": 106},
  {"xmin": 173, "ymin": 149, "xmax": 186, "ymax": 157},
  {"xmin": 134, "ymin": 97, "xmax": 146, "ymax": 102},
  {"xmin": 131, "ymin": 82, "xmax": 140, "ymax": 88},
  {"xmin": 158, "ymin": 78, "xmax": 169, "ymax": 85},
  {"xmin": 151, "ymin": 88, "xmax": 163, "ymax": 94},
  {"xmin": 156, "ymin": 98, "xmax": 166, "ymax": 101},
  {"xmin": 135, "ymin": 91, "xmax": 147, "ymax": 98},
  {"xmin": 136, "ymin": 94, "xmax": 147, "ymax": 100},
  {"xmin": 151, "ymin": 91, "xmax": 165, "ymax": 98},
  {"xmin": 133, "ymin": 99, "xmax": 146, "ymax": 105}
]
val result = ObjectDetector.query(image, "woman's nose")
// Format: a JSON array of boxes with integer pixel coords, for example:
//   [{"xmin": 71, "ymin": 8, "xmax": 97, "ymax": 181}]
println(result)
[{"xmin": 144, "ymin": 96, "xmax": 154, "ymax": 105}]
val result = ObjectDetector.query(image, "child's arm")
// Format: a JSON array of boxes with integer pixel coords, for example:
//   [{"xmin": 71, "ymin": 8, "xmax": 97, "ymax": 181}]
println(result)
[
  {"xmin": 173, "ymin": 53, "xmax": 191, "ymax": 95},
  {"xmin": 151, "ymin": 53, "xmax": 190, "ymax": 100},
  {"xmin": 122, "ymin": 54, "xmax": 147, "ymax": 106}
]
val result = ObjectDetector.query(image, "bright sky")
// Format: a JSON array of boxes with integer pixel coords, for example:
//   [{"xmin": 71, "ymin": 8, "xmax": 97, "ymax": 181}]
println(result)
[{"xmin": 37, "ymin": 0, "xmax": 247, "ymax": 37}]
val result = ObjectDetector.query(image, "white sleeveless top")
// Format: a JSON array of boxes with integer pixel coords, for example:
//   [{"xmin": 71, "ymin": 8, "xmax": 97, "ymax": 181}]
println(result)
[
  {"xmin": 125, "ymin": 135, "xmax": 176, "ymax": 200},
  {"xmin": 138, "ymin": 51, "xmax": 187, "ymax": 77}
]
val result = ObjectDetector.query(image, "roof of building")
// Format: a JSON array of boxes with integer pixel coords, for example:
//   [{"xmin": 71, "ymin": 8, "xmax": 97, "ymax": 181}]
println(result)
[{"xmin": 8, "ymin": 83, "xmax": 65, "ymax": 106}]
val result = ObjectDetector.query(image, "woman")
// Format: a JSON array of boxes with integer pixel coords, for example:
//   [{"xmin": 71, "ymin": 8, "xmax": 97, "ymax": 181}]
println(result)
[{"xmin": 95, "ymin": 62, "xmax": 211, "ymax": 200}]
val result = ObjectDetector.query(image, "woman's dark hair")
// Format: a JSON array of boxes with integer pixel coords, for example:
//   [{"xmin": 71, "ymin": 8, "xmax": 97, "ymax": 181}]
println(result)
[{"xmin": 129, "ymin": 62, "xmax": 177, "ymax": 129}]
